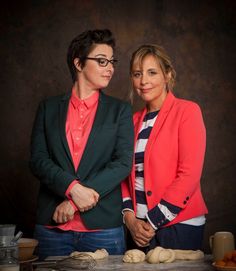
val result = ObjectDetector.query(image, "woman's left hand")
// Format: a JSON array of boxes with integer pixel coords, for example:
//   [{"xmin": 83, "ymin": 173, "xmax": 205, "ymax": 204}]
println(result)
[
  {"xmin": 53, "ymin": 200, "xmax": 75, "ymax": 223},
  {"xmin": 124, "ymin": 211, "xmax": 155, "ymax": 247}
]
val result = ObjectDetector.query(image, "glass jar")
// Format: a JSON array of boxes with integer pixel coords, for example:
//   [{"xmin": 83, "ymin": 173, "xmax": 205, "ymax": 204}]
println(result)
[{"xmin": 0, "ymin": 244, "xmax": 19, "ymax": 271}]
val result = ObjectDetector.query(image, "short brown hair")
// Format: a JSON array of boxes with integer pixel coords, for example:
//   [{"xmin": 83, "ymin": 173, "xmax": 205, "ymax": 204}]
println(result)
[{"xmin": 67, "ymin": 29, "xmax": 115, "ymax": 82}]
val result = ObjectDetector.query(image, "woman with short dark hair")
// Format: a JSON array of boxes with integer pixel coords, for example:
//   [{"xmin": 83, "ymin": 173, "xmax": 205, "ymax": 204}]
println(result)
[{"xmin": 30, "ymin": 29, "xmax": 134, "ymax": 259}]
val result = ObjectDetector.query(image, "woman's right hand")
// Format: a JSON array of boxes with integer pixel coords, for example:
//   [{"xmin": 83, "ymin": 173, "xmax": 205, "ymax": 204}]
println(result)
[
  {"xmin": 124, "ymin": 211, "xmax": 155, "ymax": 247},
  {"xmin": 53, "ymin": 200, "xmax": 75, "ymax": 223},
  {"xmin": 70, "ymin": 183, "xmax": 99, "ymax": 212}
]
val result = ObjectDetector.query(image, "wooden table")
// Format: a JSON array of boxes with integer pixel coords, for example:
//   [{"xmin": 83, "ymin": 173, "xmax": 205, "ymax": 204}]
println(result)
[{"xmin": 33, "ymin": 255, "xmax": 215, "ymax": 270}]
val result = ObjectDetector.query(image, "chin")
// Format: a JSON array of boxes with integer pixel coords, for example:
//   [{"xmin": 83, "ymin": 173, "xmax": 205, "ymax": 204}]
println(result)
[
  {"xmin": 99, "ymin": 83, "xmax": 109, "ymax": 89},
  {"xmin": 140, "ymin": 95, "xmax": 152, "ymax": 102}
]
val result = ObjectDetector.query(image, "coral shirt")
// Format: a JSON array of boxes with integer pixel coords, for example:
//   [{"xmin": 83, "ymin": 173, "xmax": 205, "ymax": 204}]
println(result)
[{"xmin": 56, "ymin": 88, "xmax": 99, "ymax": 232}]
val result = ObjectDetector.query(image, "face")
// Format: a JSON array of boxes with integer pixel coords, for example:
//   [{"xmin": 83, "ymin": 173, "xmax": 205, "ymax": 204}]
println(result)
[
  {"xmin": 75, "ymin": 44, "xmax": 115, "ymax": 91},
  {"xmin": 131, "ymin": 54, "xmax": 169, "ymax": 110}
]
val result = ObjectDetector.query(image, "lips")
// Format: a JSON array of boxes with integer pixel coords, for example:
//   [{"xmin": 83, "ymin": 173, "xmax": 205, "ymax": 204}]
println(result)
[
  {"xmin": 102, "ymin": 75, "xmax": 112, "ymax": 80},
  {"xmin": 139, "ymin": 88, "xmax": 151, "ymax": 93}
]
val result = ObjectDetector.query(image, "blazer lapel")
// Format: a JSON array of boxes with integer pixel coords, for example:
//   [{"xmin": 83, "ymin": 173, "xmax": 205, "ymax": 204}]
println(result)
[
  {"xmin": 59, "ymin": 93, "xmax": 74, "ymax": 166},
  {"xmin": 134, "ymin": 108, "xmax": 147, "ymax": 142},
  {"xmin": 77, "ymin": 91, "xmax": 109, "ymax": 178},
  {"xmin": 145, "ymin": 91, "xmax": 175, "ymax": 155}
]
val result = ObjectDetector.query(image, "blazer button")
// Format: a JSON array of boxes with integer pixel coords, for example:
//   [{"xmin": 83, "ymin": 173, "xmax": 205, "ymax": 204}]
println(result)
[
  {"xmin": 183, "ymin": 200, "xmax": 187, "ymax": 204},
  {"xmin": 186, "ymin": 196, "xmax": 189, "ymax": 200},
  {"xmin": 147, "ymin": 191, "xmax": 152, "ymax": 196}
]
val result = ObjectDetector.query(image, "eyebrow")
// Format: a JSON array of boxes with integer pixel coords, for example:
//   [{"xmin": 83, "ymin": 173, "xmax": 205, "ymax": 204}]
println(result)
[
  {"xmin": 94, "ymin": 53, "xmax": 114, "ymax": 58},
  {"xmin": 148, "ymin": 68, "xmax": 157, "ymax": 71},
  {"xmin": 133, "ymin": 68, "xmax": 157, "ymax": 72}
]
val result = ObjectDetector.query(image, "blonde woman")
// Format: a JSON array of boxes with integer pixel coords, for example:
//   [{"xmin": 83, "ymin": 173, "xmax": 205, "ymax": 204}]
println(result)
[{"xmin": 122, "ymin": 44, "xmax": 208, "ymax": 251}]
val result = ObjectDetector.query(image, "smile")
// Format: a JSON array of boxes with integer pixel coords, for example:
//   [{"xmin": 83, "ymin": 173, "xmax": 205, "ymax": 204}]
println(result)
[
  {"xmin": 102, "ymin": 75, "xmax": 112, "ymax": 80},
  {"xmin": 140, "ymin": 88, "xmax": 152, "ymax": 93}
]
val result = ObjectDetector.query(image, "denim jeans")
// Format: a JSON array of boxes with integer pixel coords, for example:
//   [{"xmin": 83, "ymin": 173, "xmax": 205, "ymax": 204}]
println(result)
[{"xmin": 34, "ymin": 224, "xmax": 126, "ymax": 260}]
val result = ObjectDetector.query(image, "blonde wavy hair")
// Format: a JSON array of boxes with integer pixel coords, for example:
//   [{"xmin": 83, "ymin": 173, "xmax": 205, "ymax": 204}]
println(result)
[{"xmin": 129, "ymin": 44, "xmax": 176, "ymax": 102}]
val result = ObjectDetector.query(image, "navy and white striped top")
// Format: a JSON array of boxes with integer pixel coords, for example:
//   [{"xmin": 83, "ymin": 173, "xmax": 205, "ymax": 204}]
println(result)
[{"xmin": 135, "ymin": 111, "xmax": 158, "ymax": 219}]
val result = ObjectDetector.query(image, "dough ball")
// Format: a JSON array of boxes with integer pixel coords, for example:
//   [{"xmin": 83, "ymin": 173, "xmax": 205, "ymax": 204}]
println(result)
[
  {"xmin": 161, "ymin": 249, "xmax": 176, "ymax": 263},
  {"xmin": 146, "ymin": 246, "xmax": 164, "ymax": 264},
  {"xmin": 93, "ymin": 249, "xmax": 109, "ymax": 259},
  {"xmin": 123, "ymin": 249, "xmax": 146, "ymax": 263},
  {"xmin": 147, "ymin": 247, "xmax": 203, "ymax": 263},
  {"xmin": 70, "ymin": 248, "xmax": 109, "ymax": 260}
]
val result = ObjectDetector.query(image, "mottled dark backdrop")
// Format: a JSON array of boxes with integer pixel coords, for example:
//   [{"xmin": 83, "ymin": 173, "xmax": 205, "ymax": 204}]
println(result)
[{"xmin": 0, "ymin": 0, "xmax": 235, "ymax": 252}]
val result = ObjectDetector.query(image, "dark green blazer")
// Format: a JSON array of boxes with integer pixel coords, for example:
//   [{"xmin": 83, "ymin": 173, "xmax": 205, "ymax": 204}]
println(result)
[{"xmin": 30, "ymin": 91, "xmax": 134, "ymax": 229}]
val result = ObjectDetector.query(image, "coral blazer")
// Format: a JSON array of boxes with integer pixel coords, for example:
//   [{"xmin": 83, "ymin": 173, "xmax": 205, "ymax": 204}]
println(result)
[{"xmin": 122, "ymin": 91, "xmax": 208, "ymax": 226}]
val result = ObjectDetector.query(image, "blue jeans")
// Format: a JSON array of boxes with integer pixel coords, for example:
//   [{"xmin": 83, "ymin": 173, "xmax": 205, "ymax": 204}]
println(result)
[{"xmin": 34, "ymin": 224, "xmax": 126, "ymax": 260}]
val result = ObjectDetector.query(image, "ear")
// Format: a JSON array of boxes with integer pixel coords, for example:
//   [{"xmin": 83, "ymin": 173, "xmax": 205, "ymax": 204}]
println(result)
[{"xmin": 74, "ymin": 58, "xmax": 82, "ymax": 72}]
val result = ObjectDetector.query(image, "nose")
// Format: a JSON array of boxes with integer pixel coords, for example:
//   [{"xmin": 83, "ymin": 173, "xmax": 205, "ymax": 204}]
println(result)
[
  {"xmin": 106, "ymin": 62, "xmax": 114, "ymax": 73},
  {"xmin": 140, "ymin": 73, "xmax": 148, "ymax": 85}
]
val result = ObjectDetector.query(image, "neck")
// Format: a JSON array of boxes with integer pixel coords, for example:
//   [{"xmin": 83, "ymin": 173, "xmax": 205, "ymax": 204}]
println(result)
[
  {"xmin": 74, "ymin": 81, "xmax": 97, "ymax": 100},
  {"xmin": 147, "ymin": 91, "xmax": 168, "ymax": 112}
]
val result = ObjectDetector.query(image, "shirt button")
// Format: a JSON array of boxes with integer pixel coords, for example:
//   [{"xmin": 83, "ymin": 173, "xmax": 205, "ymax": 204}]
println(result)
[
  {"xmin": 78, "ymin": 127, "xmax": 82, "ymax": 130},
  {"xmin": 147, "ymin": 191, "xmax": 152, "ymax": 196},
  {"xmin": 76, "ymin": 137, "xmax": 80, "ymax": 141},
  {"xmin": 74, "ymin": 152, "xmax": 79, "ymax": 156}
]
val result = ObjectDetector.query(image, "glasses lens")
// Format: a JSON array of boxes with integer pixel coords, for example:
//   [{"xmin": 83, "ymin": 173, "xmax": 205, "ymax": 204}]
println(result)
[
  {"xmin": 98, "ymin": 58, "xmax": 108, "ymax": 67},
  {"xmin": 86, "ymin": 58, "xmax": 118, "ymax": 67},
  {"xmin": 111, "ymin": 60, "xmax": 117, "ymax": 66}
]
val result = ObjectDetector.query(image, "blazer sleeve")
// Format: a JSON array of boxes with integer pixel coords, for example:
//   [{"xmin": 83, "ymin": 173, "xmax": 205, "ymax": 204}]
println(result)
[
  {"xmin": 29, "ymin": 101, "xmax": 77, "ymax": 198},
  {"xmin": 162, "ymin": 102, "xmax": 206, "ymax": 208},
  {"xmin": 121, "ymin": 177, "xmax": 134, "ymax": 210},
  {"xmin": 83, "ymin": 103, "xmax": 134, "ymax": 198},
  {"xmin": 121, "ymin": 177, "xmax": 132, "ymax": 201}
]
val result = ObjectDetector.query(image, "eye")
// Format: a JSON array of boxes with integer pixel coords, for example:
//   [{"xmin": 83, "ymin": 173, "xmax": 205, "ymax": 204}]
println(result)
[
  {"xmin": 148, "ymin": 70, "xmax": 157, "ymax": 76},
  {"xmin": 98, "ymin": 58, "xmax": 107, "ymax": 65},
  {"xmin": 132, "ymin": 72, "xmax": 142, "ymax": 78},
  {"xmin": 111, "ymin": 59, "xmax": 117, "ymax": 65}
]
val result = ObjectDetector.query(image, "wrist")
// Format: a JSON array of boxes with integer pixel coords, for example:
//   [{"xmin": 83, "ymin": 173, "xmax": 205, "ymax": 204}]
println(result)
[
  {"xmin": 70, "ymin": 183, "xmax": 81, "ymax": 197},
  {"xmin": 146, "ymin": 213, "xmax": 158, "ymax": 230},
  {"xmin": 66, "ymin": 180, "xmax": 79, "ymax": 199},
  {"xmin": 123, "ymin": 211, "xmax": 135, "ymax": 226}
]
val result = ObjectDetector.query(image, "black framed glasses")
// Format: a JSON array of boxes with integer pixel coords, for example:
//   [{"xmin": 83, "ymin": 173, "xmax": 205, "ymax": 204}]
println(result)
[{"xmin": 85, "ymin": 57, "xmax": 118, "ymax": 67}]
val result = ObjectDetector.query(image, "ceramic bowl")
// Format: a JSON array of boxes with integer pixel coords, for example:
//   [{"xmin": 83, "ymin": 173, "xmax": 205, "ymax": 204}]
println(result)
[{"xmin": 17, "ymin": 238, "xmax": 38, "ymax": 261}]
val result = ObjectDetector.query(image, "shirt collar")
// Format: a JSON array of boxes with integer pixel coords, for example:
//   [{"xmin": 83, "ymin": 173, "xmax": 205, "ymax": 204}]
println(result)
[{"xmin": 71, "ymin": 87, "xmax": 99, "ymax": 109}]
